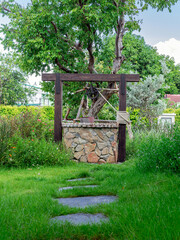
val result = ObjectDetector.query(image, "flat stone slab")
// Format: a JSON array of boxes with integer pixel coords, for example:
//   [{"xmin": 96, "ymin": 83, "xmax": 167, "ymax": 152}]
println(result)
[
  {"xmin": 59, "ymin": 185, "xmax": 98, "ymax": 191},
  {"xmin": 67, "ymin": 178, "xmax": 92, "ymax": 182},
  {"xmin": 56, "ymin": 195, "xmax": 117, "ymax": 208},
  {"xmin": 51, "ymin": 213, "xmax": 109, "ymax": 225}
]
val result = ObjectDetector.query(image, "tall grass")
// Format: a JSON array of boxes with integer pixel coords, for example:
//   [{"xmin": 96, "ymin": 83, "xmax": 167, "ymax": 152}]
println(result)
[
  {"xmin": 126, "ymin": 124, "xmax": 180, "ymax": 173},
  {"xmin": 136, "ymin": 124, "xmax": 180, "ymax": 173}
]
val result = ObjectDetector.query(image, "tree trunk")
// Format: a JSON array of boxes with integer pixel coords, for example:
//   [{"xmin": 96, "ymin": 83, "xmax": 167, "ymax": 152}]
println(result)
[
  {"xmin": 87, "ymin": 12, "xmax": 126, "ymax": 117},
  {"xmin": 87, "ymin": 83, "xmax": 116, "ymax": 118}
]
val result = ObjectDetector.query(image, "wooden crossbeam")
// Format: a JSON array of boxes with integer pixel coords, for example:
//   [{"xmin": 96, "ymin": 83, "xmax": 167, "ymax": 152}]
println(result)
[{"xmin": 42, "ymin": 73, "xmax": 139, "ymax": 82}]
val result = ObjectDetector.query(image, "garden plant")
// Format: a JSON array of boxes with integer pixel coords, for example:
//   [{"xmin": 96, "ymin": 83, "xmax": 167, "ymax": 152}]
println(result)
[{"xmin": 0, "ymin": 106, "xmax": 179, "ymax": 239}]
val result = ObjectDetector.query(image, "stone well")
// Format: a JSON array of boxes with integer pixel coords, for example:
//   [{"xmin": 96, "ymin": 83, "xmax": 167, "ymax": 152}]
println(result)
[{"xmin": 63, "ymin": 122, "xmax": 118, "ymax": 163}]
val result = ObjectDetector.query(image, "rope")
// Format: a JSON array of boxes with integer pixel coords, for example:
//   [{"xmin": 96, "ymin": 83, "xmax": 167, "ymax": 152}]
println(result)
[{"xmin": 98, "ymin": 90, "xmax": 131, "ymax": 125}]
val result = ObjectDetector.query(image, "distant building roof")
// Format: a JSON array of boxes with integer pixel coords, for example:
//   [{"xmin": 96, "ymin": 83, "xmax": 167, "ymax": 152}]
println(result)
[{"xmin": 165, "ymin": 94, "xmax": 180, "ymax": 105}]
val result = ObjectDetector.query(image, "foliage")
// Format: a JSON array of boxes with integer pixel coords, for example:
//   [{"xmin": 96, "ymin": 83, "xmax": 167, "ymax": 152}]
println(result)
[
  {"xmin": 164, "ymin": 108, "xmax": 180, "ymax": 123},
  {"xmin": 97, "ymin": 33, "xmax": 162, "ymax": 76},
  {"xmin": 0, "ymin": 0, "xmax": 178, "ymax": 116},
  {"xmin": 1, "ymin": 135, "xmax": 71, "ymax": 168},
  {"xmin": 0, "ymin": 53, "xmax": 35, "ymax": 105},
  {"xmin": 0, "ymin": 117, "xmax": 12, "ymax": 162},
  {"xmin": 0, "ymin": 105, "xmax": 54, "ymax": 121},
  {"xmin": 127, "ymin": 74, "xmax": 167, "ymax": 125},
  {"xmin": 161, "ymin": 57, "xmax": 180, "ymax": 93},
  {"xmin": 0, "ymin": 110, "xmax": 54, "ymax": 141},
  {"xmin": 0, "ymin": 0, "xmax": 177, "ymax": 74},
  {"xmin": 0, "ymin": 113, "xmax": 72, "ymax": 168},
  {"xmin": 0, "ymin": 0, "xmax": 144, "ymax": 73},
  {"xmin": 136, "ymin": 124, "xmax": 180, "ymax": 173},
  {"xmin": 13, "ymin": 111, "xmax": 54, "ymax": 140}
]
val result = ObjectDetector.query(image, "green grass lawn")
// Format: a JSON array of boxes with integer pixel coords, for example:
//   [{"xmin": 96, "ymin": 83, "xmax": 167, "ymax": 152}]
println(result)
[{"xmin": 0, "ymin": 161, "xmax": 179, "ymax": 240}]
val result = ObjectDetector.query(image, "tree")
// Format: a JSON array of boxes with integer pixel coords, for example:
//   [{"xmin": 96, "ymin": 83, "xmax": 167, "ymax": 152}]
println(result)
[
  {"xmin": 163, "ymin": 57, "xmax": 180, "ymax": 94},
  {"xmin": 126, "ymin": 59, "xmax": 170, "ymax": 126},
  {"xmin": 127, "ymin": 75, "xmax": 167, "ymax": 125},
  {"xmin": 97, "ymin": 33, "xmax": 163, "ymax": 76},
  {"xmin": 0, "ymin": 53, "xmax": 35, "ymax": 105},
  {"xmin": 0, "ymin": 0, "xmax": 178, "ymax": 116}
]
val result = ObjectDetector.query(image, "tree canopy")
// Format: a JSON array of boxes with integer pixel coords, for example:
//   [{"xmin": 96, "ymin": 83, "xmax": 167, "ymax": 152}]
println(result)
[
  {"xmin": 0, "ymin": 53, "xmax": 35, "ymax": 105},
  {"xmin": 0, "ymin": 0, "xmax": 178, "ymax": 75},
  {"xmin": 0, "ymin": 0, "xmax": 178, "ymax": 115}
]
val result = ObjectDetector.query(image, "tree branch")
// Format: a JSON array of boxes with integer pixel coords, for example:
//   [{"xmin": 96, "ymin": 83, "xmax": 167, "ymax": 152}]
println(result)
[
  {"xmin": 51, "ymin": 21, "xmax": 58, "ymax": 33},
  {"xmin": 2, "ymin": 6, "xmax": 11, "ymax": 13},
  {"xmin": 112, "ymin": 0, "xmax": 126, "ymax": 74},
  {"xmin": 55, "ymin": 58, "xmax": 78, "ymax": 73},
  {"xmin": 112, "ymin": 0, "xmax": 118, "ymax": 7},
  {"xmin": 87, "ymin": 41, "xmax": 95, "ymax": 74},
  {"xmin": 2, "ymin": 5, "xmax": 22, "ymax": 16}
]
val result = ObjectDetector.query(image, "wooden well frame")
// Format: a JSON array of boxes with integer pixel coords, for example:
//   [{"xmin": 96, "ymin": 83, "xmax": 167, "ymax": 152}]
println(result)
[{"xmin": 42, "ymin": 73, "xmax": 139, "ymax": 162}]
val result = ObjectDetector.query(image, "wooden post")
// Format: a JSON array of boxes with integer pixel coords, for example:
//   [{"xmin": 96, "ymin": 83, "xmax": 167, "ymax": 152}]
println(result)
[
  {"xmin": 118, "ymin": 74, "xmax": 126, "ymax": 162},
  {"xmin": 54, "ymin": 73, "xmax": 63, "ymax": 142}
]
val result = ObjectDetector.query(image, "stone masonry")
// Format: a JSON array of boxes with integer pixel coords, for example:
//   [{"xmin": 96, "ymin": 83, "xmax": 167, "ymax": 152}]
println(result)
[{"xmin": 63, "ymin": 122, "xmax": 118, "ymax": 163}]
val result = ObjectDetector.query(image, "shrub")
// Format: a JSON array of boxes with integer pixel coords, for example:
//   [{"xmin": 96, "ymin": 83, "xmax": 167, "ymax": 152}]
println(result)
[
  {"xmin": 0, "ymin": 110, "xmax": 54, "ymax": 141},
  {"xmin": 0, "ymin": 105, "xmax": 55, "ymax": 121},
  {"xmin": 1, "ymin": 135, "xmax": 71, "ymax": 168},
  {"xmin": 136, "ymin": 124, "xmax": 180, "ymax": 173},
  {"xmin": 13, "ymin": 110, "xmax": 54, "ymax": 141},
  {"xmin": 0, "ymin": 117, "xmax": 12, "ymax": 162}
]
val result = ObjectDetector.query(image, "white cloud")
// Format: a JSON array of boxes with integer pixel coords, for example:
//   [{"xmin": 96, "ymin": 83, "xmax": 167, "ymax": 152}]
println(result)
[{"xmin": 154, "ymin": 38, "xmax": 180, "ymax": 65}]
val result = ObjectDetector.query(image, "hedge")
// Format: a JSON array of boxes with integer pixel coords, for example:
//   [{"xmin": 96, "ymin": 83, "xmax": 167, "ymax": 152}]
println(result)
[
  {"xmin": 0, "ymin": 105, "xmax": 54, "ymax": 120},
  {"xmin": 0, "ymin": 105, "xmax": 179, "ymax": 123}
]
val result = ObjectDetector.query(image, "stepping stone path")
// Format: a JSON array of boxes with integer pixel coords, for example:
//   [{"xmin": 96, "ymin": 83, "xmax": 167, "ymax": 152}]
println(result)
[
  {"xmin": 56, "ymin": 195, "xmax": 117, "ymax": 208},
  {"xmin": 51, "ymin": 213, "xmax": 109, "ymax": 225},
  {"xmin": 51, "ymin": 177, "xmax": 117, "ymax": 225},
  {"xmin": 59, "ymin": 185, "xmax": 98, "ymax": 191},
  {"xmin": 67, "ymin": 178, "xmax": 92, "ymax": 182}
]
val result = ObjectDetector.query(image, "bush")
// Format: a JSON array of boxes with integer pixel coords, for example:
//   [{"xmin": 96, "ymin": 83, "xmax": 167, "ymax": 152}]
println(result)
[
  {"xmin": 136, "ymin": 124, "xmax": 180, "ymax": 173},
  {"xmin": 0, "ymin": 117, "xmax": 13, "ymax": 162},
  {"xmin": 0, "ymin": 113, "xmax": 71, "ymax": 168},
  {"xmin": 0, "ymin": 110, "xmax": 54, "ymax": 141},
  {"xmin": 1, "ymin": 135, "xmax": 71, "ymax": 168},
  {"xmin": 13, "ymin": 110, "xmax": 54, "ymax": 141},
  {"xmin": 0, "ymin": 105, "xmax": 54, "ymax": 121}
]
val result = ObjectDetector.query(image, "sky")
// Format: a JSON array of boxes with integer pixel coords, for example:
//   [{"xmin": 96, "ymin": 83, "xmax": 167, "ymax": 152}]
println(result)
[{"xmin": 0, "ymin": 0, "xmax": 180, "ymax": 85}]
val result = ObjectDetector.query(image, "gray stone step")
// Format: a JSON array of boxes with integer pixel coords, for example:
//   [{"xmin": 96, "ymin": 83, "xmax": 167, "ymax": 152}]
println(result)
[
  {"xmin": 67, "ymin": 178, "xmax": 92, "ymax": 182},
  {"xmin": 59, "ymin": 185, "xmax": 98, "ymax": 191},
  {"xmin": 56, "ymin": 195, "xmax": 117, "ymax": 208},
  {"xmin": 51, "ymin": 213, "xmax": 109, "ymax": 225}
]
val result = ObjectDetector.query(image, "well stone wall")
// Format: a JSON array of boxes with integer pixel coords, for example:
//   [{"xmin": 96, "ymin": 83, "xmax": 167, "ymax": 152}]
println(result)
[{"xmin": 63, "ymin": 123, "xmax": 118, "ymax": 163}]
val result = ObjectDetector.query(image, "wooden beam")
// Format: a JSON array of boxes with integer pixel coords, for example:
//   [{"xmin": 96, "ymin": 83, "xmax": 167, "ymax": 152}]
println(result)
[
  {"xmin": 118, "ymin": 74, "xmax": 126, "ymax": 162},
  {"xmin": 54, "ymin": 73, "xmax": 63, "ymax": 142},
  {"xmin": 42, "ymin": 73, "xmax": 139, "ymax": 82}
]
